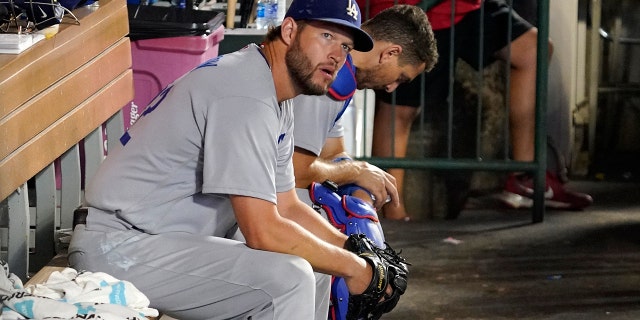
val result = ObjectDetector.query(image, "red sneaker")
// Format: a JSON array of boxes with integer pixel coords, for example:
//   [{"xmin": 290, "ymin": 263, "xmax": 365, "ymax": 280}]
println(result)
[{"xmin": 498, "ymin": 172, "xmax": 593, "ymax": 210}]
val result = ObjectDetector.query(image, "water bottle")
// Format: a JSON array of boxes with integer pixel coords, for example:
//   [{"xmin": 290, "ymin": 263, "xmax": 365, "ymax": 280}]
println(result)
[
  {"xmin": 276, "ymin": 0, "xmax": 286, "ymax": 25},
  {"xmin": 255, "ymin": 0, "xmax": 267, "ymax": 29},
  {"xmin": 266, "ymin": 0, "xmax": 278, "ymax": 28}
]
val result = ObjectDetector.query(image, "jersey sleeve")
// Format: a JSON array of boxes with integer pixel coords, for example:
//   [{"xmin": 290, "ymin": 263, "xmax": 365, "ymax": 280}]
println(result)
[
  {"xmin": 293, "ymin": 95, "xmax": 332, "ymax": 156},
  {"xmin": 328, "ymin": 116, "xmax": 345, "ymax": 139},
  {"xmin": 201, "ymin": 96, "xmax": 281, "ymax": 204},
  {"xmin": 275, "ymin": 99, "xmax": 296, "ymax": 193}
]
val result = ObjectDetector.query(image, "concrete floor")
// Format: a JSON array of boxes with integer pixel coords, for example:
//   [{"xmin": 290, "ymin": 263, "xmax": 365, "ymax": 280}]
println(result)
[{"xmin": 380, "ymin": 179, "xmax": 640, "ymax": 320}]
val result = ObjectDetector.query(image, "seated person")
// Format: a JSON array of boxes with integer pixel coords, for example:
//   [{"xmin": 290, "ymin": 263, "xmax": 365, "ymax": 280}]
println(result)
[
  {"xmin": 66, "ymin": 0, "xmax": 403, "ymax": 318},
  {"xmin": 363, "ymin": 0, "xmax": 593, "ymax": 220},
  {"xmin": 292, "ymin": 5, "xmax": 438, "ymax": 216}
]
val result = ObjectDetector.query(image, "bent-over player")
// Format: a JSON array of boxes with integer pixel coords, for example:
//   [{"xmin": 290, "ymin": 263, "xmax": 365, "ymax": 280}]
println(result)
[
  {"xmin": 291, "ymin": 6, "xmax": 437, "ymax": 319},
  {"xmin": 293, "ymin": 5, "xmax": 438, "ymax": 212}
]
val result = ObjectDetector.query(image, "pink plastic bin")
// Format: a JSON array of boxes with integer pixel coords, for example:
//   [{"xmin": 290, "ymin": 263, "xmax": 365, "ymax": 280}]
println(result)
[
  {"xmin": 122, "ymin": 25, "xmax": 225, "ymax": 130},
  {"xmin": 54, "ymin": 27, "xmax": 224, "ymax": 190}
]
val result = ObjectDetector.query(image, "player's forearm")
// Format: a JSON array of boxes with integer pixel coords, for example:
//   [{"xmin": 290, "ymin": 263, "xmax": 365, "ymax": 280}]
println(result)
[
  {"xmin": 305, "ymin": 158, "xmax": 363, "ymax": 186},
  {"xmin": 252, "ymin": 212, "xmax": 368, "ymax": 281},
  {"xmin": 281, "ymin": 198, "xmax": 347, "ymax": 247},
  {"xmin": 282, "ymin": 230, "xmax": 370, "ymax": 287},
  {"xmin": 233, "ymin": 194, "xmax": 373, "ymax": 293}
]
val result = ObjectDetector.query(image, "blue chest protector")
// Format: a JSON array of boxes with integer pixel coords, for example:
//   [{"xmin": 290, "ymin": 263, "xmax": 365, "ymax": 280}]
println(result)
[
  {"xmin": 327, "ymin": 54, "xmax": 357, "ymax": 125},
  {"xmin": 313, "ymin": 56, "xmax": 385, "ymax": 320}
]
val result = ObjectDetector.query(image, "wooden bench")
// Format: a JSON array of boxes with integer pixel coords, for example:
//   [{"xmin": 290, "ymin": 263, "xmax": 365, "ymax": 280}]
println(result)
[
  {"xmin": 23, "ymin": 253, "xmax": 163, "ymax": 320},
  {"xmin": 23, "ymin": 208, "xmax": 87, "ymax": 287},
  {"xmin": 24, "ymin": 255, "xmax": 68, "ymax": 286},
  {"xmin": 0, "ymin": 0, "xmax": 165, "ymax": 316},
  {"xmin": 1, "ymin": 3, "xmax": 221, "ymax": 319},
  {"xmin": 0, "ymin": 0, "xmax": 132, "ymax": 287},
  {"xmin": 23, "ymin": 246, "xmax": 164, "ymax": 320}
]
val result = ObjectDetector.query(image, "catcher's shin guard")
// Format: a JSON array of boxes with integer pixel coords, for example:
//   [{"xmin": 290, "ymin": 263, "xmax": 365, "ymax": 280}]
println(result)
[
  {"xmin": 309, "ymin": 181, "xmax": 387, "ymax": 320},
  {"xmin": 330, "ymin": 276, "xmax": 349, "ymax": 320},
  {"xmin": 309, "ymin": 181, "xmax": 385, "ymax": 247}
]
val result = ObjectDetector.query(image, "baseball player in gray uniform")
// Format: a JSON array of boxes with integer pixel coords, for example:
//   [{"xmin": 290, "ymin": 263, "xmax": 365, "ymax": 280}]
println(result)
[
  {"xmin": 68, "ymin": 0, "xmax": 378, "ymax": 319},
  {"xmin": 292, "ymin": 5, "xmax": 438, "ymax": 211}
]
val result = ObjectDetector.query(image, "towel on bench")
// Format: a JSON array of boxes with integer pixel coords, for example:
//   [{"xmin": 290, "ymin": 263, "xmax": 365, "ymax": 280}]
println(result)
[{"xmin": 0, "ymin": 261, "xmax": 158, "ymax": 319}]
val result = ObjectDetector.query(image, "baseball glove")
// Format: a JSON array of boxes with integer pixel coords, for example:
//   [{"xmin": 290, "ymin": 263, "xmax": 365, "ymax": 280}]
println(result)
[{"xmin": 345, "ymin": 233, "xmax": 409, "ymax": 320}]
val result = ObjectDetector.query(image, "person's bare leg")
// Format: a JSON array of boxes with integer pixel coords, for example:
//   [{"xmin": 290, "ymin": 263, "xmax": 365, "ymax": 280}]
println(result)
[
  {"xmin": 497, "ymin": 28, "xmax": 556, "ymax": 161},
  {"xmin": 371, "ymin": 99, "xmax": 420, "ymax": 220},
  {"xmin": 494, "ymin": 28, "xmax": 591, "ymax": 210},
  {"xmin": 495, "ymin": 28, "xmax": 550, "ymax": 163}
]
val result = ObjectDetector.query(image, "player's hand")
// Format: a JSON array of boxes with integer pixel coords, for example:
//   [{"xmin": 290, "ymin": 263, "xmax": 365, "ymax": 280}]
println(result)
[
  {"xmin": 343, "ymin": 234, "xmax": 409, "ymax": 319},
  {"xmin": 343, "ymin": 256, "xmax": 374, "ymax": 295},
  {"xmin": 352, "ymin": 161, "xmax": 399, "ymax": 210}
]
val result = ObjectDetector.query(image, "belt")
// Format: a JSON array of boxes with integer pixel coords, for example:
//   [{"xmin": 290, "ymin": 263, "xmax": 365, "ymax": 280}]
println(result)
[{"xmin": 73, "ymin": 207, "xmax": 88, "ymax": 230}]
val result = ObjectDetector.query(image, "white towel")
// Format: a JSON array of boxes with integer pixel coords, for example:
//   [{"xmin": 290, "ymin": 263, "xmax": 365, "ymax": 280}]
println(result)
[{"xmin": 0, "ymin": 261, "xmax": 159, "ymax": 319}]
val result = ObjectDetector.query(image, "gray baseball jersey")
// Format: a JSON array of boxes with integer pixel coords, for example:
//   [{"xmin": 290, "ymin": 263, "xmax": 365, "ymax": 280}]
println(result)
[
  {"xmin": 293, "ymin": 52, "xmax": 355, "ymax": 156},
  {"xmin": 71, "ymin": 45, "xmax": 331, "ymax": 319},
  {"xmin": 85, "ymin": 43, "xmax": 295, "ymax": 235},
  {"xmin": 292, "ymin": 94, "xmax": 346, "ymax": 156},
  {"xmin": 293, "ymin": 94, "xmax": 346, "ymax": 208}
]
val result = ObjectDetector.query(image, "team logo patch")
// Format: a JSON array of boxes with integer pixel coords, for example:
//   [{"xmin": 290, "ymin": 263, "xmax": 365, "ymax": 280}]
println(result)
[{"xmin": 346, "ymin": 0, "xmax": 358, "ymax": 21}]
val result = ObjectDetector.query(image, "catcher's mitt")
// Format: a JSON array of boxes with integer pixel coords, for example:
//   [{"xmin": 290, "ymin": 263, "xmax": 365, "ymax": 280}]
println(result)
[{"xmin": 345, "ymin": 233, "xmax": 409, "ymax": 320}]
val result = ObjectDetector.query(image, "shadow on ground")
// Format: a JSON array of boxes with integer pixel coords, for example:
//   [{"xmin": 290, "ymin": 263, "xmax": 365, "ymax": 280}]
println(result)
[{"xmin": 380, "ymin": 180, "xmax": 640, "ymax": 320}]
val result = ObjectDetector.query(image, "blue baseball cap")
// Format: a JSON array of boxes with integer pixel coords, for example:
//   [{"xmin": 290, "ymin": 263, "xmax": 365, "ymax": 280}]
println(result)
[{"xmin": 285, "ymin": 0, "xmax": 374, "ymax": 52}]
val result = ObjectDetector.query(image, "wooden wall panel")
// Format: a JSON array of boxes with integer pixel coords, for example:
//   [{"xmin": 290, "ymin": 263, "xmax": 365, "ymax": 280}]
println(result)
[
  {"xmin": 0, "ymin": 0, "xmax": 129, "ymax": 119},
  {"xmin": 0, "ymin": 39, "xmax": 131, "ymax": 160},
  {"xmin": 0, "ymin": 0, "xmax": 133, "ymax": 202},
  {"xmin": 0, "ymin": 71, "xmax": 133, "ymax": 201}
]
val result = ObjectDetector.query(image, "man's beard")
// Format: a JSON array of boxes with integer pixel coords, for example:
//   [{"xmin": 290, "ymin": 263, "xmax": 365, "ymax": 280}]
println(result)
[
  {"xmin": 355, "ymin": 66, "xmax": 385, "ymax": 91},
  {"xmin": 285, "ymin": 37, "xmax": 329, "ymax": 96}
]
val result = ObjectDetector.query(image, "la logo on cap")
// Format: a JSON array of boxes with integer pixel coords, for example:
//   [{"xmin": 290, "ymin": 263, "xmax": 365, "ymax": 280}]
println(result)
[
  {"xmin": 284, "ymin": 0, "xmax": 373, "ymax": 51},
  {"xmin": 346, "ymin": 0, "xmax": 359, "ymax": 21}
]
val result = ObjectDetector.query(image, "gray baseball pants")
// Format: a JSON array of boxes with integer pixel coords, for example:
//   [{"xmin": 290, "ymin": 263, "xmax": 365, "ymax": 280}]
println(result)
[{"xmin": 69, "ymin": 223, "xmax": 331, "ymax": 319}]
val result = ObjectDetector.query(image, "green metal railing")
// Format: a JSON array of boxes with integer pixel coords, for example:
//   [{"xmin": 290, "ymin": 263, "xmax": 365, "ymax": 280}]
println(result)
[{"xmin": 357, "ymin": 0, "xmax": 550, "ymax": 223}]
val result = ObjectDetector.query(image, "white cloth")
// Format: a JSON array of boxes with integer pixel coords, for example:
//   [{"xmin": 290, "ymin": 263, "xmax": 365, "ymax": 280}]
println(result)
[{"xmin": 0, "ymin": 261, "xmax": 158, "ymax": 319}]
